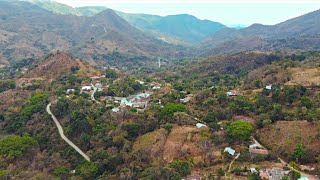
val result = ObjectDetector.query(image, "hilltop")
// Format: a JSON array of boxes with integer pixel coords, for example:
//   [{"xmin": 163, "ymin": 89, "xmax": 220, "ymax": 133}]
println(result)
[{"xmin": 23, "ymin": 52, "xmax": 99, "ymax": 81}]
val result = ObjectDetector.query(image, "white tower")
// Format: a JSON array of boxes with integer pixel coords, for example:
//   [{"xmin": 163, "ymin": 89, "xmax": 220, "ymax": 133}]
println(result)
[{"xmin": 158, "ymin": 58, "xmax": 161, "ymax": 68}]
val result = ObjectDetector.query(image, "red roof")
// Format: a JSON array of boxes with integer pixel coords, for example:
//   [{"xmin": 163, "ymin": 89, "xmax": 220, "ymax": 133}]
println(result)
[
  {"xmin": 250, "ymin": 149, "xmax": 269, "ymax": 155},
  {"xmin": 90, "ymin": 76, "xmax": 100, "ymax": 79},
  {"xmin": 259, "ymin": 172, "xmax": 269, "ymax": 179}
]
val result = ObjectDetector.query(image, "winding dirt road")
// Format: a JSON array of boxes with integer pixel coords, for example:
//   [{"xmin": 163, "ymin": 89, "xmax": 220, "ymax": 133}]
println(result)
[{"xmin": 46, "ymin": 103, "xmax": 90, "ymax": 161}]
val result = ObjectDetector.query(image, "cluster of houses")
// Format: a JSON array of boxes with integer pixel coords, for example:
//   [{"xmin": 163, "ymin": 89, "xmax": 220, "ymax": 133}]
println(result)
[
  {"xmin": 251, "ymin": 168, "xmax": 287, "ymax": 180},
  {"xmin": 105, "ymin": 92, "xmax": 153, "ymax": 113}
]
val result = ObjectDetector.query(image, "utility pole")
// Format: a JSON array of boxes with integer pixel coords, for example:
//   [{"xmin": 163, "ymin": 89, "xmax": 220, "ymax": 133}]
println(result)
[{"xmin": 158, "ymin": 57, "xmax": 161, "ymax": 68}]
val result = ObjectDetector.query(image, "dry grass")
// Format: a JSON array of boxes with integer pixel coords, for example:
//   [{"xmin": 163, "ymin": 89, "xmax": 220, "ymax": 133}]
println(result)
[
  {"xmin": 256, "ymin": 121, "xmax": 320, "ymax": 158},
  {"xmin": 285, "ymin": 67, "xmax": 320, "ymax": 86}
]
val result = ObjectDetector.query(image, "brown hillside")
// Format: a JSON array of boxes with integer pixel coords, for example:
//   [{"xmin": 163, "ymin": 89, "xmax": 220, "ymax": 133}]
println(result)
[
  {"xmin": 132, "ymin": 125, "xmax": 220, "ymax": 164},
  {"xmin": 256, "ymin": 121, "xmax": 320, "ymax": 160},
  {"xmin": 23, "ymin": 52, "xmax": 99, "ymax": 81}
]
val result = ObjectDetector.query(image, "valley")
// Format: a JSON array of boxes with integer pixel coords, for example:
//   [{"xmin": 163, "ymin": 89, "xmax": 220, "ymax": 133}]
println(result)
[{"xmin": 0, "ymin": 1, "xmax": 320, "ymax": 180}]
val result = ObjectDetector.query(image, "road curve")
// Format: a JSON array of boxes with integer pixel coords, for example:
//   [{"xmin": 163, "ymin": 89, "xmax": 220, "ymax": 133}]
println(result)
[{"xmin": 46, "ymin": 103, "xmax": 90, "ymax": 161}]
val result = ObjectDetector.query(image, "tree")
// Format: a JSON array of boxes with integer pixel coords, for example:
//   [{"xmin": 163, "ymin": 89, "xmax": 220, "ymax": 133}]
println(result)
[
  {"xmin": 160, "ymin": 103, "xmax": 186, "ymax": 118},
  {"xmin": 122, "ymin": 122, "xmax": 142, "ymax": 140},
  {"xmin": 291, "ymin": 144, "xmax": 307, "ymax": 163},
  {"xmin": 301, "ymin": 96, "xmax": 312, "ymax": 108},
  {"xmin": 78, "ymin": 162, "xmax": 98, "ymax": 179},
  {"xmin": 229, "ymin": 96, "xmax": 253, "ymax": 115},
  {"xmin": 225, "ymin": 121, "xmax": 254, "ymax": 142},
  {"xmin": 289, "ymin": 170, "xmax": 301, "ymax": 180},
  {"xmin": 281, "ymin": 176, "xmax": 289, "ymax": 180},
  {"xmin": 54, "ymin": 166, "xmax": 69, "ymax": 179},
  {"xmin": 0, "ymin": 136, "xmax": 37, "ymax": 159},
  {"xmin": 0, "ymin": 114, "xmax": 4, "ymax": 122},
  {"xmin": 105, "ymin": 69, "xmax": 117, "ymax": 79},
  {"xmin": 169, "ymin": 160, "xmax": 191, "ymax": 176},
  {"xmin": 205, "ymin": 112, "xmax": 220, "ymax": 132},
  {"xmin": 217, "ymin": 167, "xmax": 224, "ymax": 177}
]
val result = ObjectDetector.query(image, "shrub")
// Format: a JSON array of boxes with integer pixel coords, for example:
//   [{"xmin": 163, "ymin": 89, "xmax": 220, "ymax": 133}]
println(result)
[
  {"xmin": 169, "ymin": 160, "xmax": 191, "ymax": 176},
  {"xmin": 0, "ymin": 136, "xmax": 37, "ymax": 159},
  {"xmin": 161, "ymin": 103, "xmax": 186, "ymax": 118},
  {"xmin": 225, "ymin": 121, "xmax": 254, "ymax": 142}
]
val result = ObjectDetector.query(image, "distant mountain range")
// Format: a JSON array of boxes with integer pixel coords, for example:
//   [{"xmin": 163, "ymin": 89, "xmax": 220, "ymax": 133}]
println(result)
[
  {"xmin": 200, "ymin": 9, "xmax": 320, "ymax": 55},
  {"xmin": 1, "ymin": 0, "xmax": 320, "ymax": 67},
  {"xmin": 26, "ymin": 0, "xmax": 227, "ymax": 43},
  {"xmin": 0, "ymin": 0, "xmax": 188, "ymax": 65}
]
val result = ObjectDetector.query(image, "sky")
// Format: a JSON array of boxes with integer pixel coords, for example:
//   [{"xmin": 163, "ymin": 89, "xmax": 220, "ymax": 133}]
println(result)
[{"xmin": 54, "ymin": 0, "xmax": 320, "ymax": 26}]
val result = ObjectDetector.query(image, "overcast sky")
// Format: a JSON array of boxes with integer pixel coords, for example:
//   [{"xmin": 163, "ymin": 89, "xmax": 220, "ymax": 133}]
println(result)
[{"xmin": 55, "ymin": 0, "xmax": 320, "ymax": 26}]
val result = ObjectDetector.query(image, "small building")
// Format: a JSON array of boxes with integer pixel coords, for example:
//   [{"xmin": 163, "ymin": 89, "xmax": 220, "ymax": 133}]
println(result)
[
  {"xmin": 152, "ymin": 86, "xmax": 161, "ymax": 90},
  {"xmin": 259, "ymin": 172, "xmax": 269, "ymax": 180},
  {"xmin": 224, "ymin": 147, "xmax": 235, "ymax": 156},
  {"xmin": 266, "ymin": 168, "xmax": 285, "ymax": 180},
  {"xmin": 66, "ymin": 89, "xmax": 75, "ymax": 94},
  {"xmin": 250, "ymin": 168, "xmax": 257, "ymax": 173},
  {"xmin": 81, "ymin": 86, "xmax": 92, "ymax": 91},
  {"xmin": 111, "ymin": 107, "xmax": 120, "ymax": 113},
  {"xmin": 180, "ymin": 94, "xmax": 193, "ymax": 103},
  {"xmin": 227, "ymin": 90, "xmax": 242, "ymax": 96},
  {"xmin": 298, "ymin": 177, "xmax": 309, "ymax": 180},
  {"xmin": 249, "ymin": 149, "xmax": 269, "ymax": 157},
  {"xmin": 95, "ymin": 83, "xmax": 103, "ymax": 91},
  {"xmin": 90, "ymin": 76, "xmax": 100, "ymax": 80},
  {"xmin": 136, "ymin": 80, "xmax": 145, "ymax": 85},
  {"xmin": 121, "ymin": 98, "xmax": 133, "ymax": 107},
  {"xmin": 249, "ymin": 144, "xmax": 261, "ymax": 149},
  {"xmin": 196, "ymin": 123, "xmax": 207, "ymax": 128},
  {"xmin": 265, "ymin": 84, "xmax": 272, "ymax": 90}
]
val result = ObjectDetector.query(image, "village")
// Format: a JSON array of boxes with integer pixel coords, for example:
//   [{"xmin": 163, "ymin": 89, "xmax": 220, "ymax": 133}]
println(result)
[{"xmin": 62, "ymin": 70, "xmax": 317, "ymax": 180}]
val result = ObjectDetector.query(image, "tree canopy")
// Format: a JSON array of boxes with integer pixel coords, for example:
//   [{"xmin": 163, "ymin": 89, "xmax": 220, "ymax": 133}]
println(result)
[
  {"xmin": 225, "ymin": 120, "xmax": 254, "ymax": 142},
  {"xmin": 0, "ymin": 136, "xmax": 37, "ymax": 159}
]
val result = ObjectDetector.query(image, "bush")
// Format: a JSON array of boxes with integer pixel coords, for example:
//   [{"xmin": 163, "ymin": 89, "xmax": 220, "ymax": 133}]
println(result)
[
  {"xmin": 78, "ymin": 162, "xmax": 99, "ymax": 179},
  {"xmin": 0, "ymin": 136, "xmax": 37, "ymax": 159},
  {"xmin": 163, "ymin": 123, "xmax": 173, "ymax": 134},
  {"xmin": 54, "ymin": 166, "xmax": 69, "ymax": 178},
  {"xmin": 225, "ymin": 121, "xmax": 254, "ymax": 142},
  {"xmin": 161, "ymin": 103, "xmax": 186, "ymax": 118},
  {"xmin": 169, "ymin": 160, "xmax": 191, "ymax": 176}
]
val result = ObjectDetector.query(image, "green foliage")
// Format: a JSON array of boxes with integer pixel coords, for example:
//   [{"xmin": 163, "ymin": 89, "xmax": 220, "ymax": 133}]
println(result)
[
  {"xmin": 161, "ymin": 103, "xmax": 186, "ymax": 118},
  {"xmin": 291, "ymin": 144, "xmax": 307, "ymax": 163},
  {"xmin": 230, "ymin": 96, "xmax": 253, "ymax": 115},
  {"xmin": 78, "ymin": 162, "xmax": 98, "ymax": 179},
  {"xmin": 225, "ymin": 120, "xmax": 254, "ymax": 142},
  {"xmin": 205, "ymin": 112, "xmax": 220, "ymax": 132},
  {"xmin": 248, "ymin": 172, "xmax": 261, "ymax": 180},
  {"xmin": 217, "ymin": 167, "xmax": 224, "ymax": 176},
  {"xmin": 163, "ymin": 123, "xmax": 173, "ymax": 134},
  {"xmin": 20, "ymin": 93, "xmax": 49, "ymax": 122},
  {"xmin": 0, "ymin": 170, "xmax": 8, "ymax": 177},
  {"xmin": 67, "ymin": 110, "xmax": 90, "ymax": 136},
  {"xmin": 169, "ymin": 160, "xmax": 191, "ymax": 176},
  {"xmin": 54, "ymin": 166, "xmax": 69, "ymax": 177},
  {"xmin": 281, "ymin": 175, "xmax": 290, "ymax": 180},
  {"xmin": 301, "ymin": 96, "xmax": 312, "ymax": 108},
  {"xmin": 122, "ymin": 122, "xmax": 142, "ymax": 140},
  {"xmin": 105, "ymin": 68, "xmax": 117, "ymax": 79},
  {"xmin": 289, "ymin": 170, "xmax": 301, "ymax": 180},
  {"xmin": 0, "ymin": 136, "xmax": 37, "ymax": 159},
  {"xmin": 0, "ymin": 80, "xmax": 15, "ymax": 93}
]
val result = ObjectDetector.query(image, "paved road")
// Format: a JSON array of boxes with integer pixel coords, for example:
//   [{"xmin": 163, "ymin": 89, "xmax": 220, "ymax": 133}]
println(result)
[
  {"xmin": 90, "ymin": 83, "xmax": 101, "ymax": 104},
  {"xmin": 46, "ymin": 103, "xmax": 90, "ymax": 161}
]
